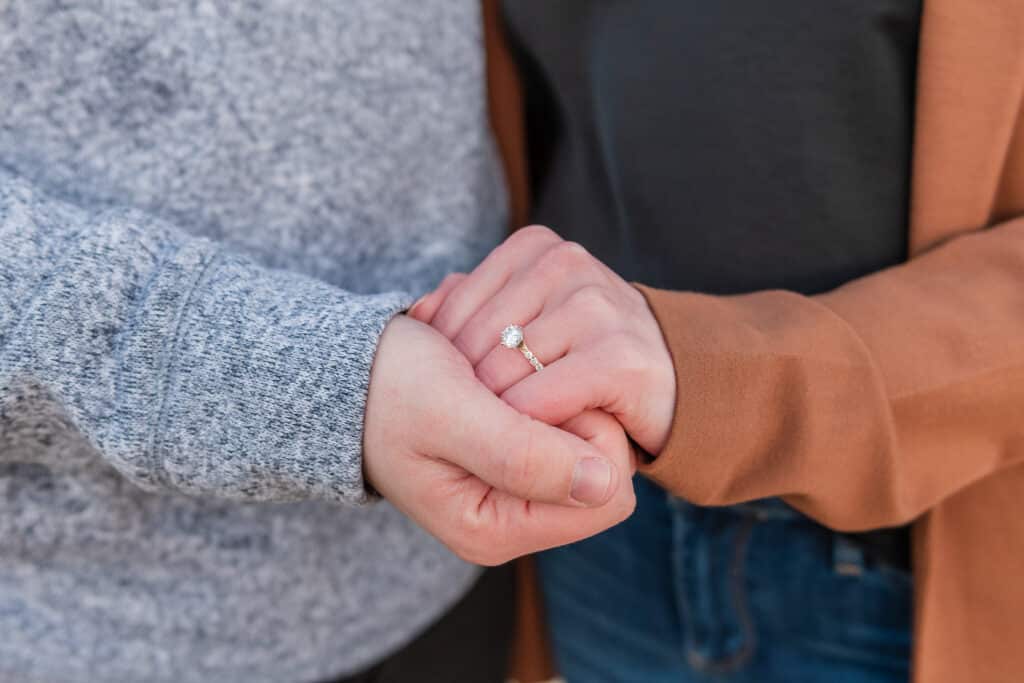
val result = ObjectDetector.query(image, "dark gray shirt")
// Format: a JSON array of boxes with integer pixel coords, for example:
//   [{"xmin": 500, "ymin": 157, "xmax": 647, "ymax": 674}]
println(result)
[{"xmin": 504, "ymin": 0, "xmax": 921, "ymax": 294}]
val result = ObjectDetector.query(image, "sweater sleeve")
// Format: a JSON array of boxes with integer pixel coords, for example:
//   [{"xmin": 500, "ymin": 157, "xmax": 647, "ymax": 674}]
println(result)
[
  {"xmin": 636, "ymin": 213, "xmax": 1024, "ymax": 532},
  {"xmin": 0, "ymin": 169, "xmax": 412, "ymax": 505}
]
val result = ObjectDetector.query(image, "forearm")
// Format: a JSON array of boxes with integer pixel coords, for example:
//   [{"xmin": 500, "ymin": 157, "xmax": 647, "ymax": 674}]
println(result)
[
  {"xmin": 639, "ymin": 214, "xmax": 1024, "ymax": 530},
  {"xmin": 1, "ymin": 169, "xmax": 411, "ymax": 504}
]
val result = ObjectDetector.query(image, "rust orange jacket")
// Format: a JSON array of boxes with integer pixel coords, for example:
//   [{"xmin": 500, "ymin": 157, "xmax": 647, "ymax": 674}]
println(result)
[{"xmin": 484, "ymin": 1, "xmax": 1024, "ymax": 681}]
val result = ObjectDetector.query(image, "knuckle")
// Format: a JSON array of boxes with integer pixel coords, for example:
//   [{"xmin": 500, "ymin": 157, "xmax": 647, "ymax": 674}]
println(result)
[
  {"xmin": 615, "ymin": 332, "xmax": 648, "ymax": 367},
  {"xmin": 559, "ymin": 240, "xmax": 589, "ymax": 258},
  {"xmin": 452, "ymin": 326, "xmax": 479, "ymax": 358},
  {"xmin": 474, "ymin": 358, "xmax": 502, "ymax": 393},
  {"xmin": 556, "ymin": 240, "xmax": 590, "ymax": 264},
  {"xmin": 485, "ymin": 230, "xmax": 529, "ymax": 267},
  {"xmin": 431, "ymin": 292, "xmax": 473, "ymax": 337},
  {"xmin": 570, "ymin": 285, "xmax": 618, "ymax": 319},
  {"xmin": 513, "ymin": 224, "xmax": 559, "ymax": 245},
  {"xmin": 537, "ymin": 240, "xmax": 589, "ymax": 275},
  {"xmin": 440, "ymin": 272, "xmax": 465, "ymax": 288},
  {"xmin": 497, "ymin": 425, "xmax": 545, "ymax": 498},
  {"xmin": 600, "ymin": 333, "xmax": 649, "ymax": 383},
  {"xmin": 625, "ymin": 283, "xmax": 648, "ymax": 308},
  {"xmin": 619, "ymin": 339, "xmax": 652, "ymax": 382}
]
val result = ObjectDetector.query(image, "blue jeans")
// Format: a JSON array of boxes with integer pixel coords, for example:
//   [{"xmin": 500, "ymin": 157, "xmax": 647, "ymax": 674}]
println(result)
[{"xmin": 538, "ymin": 477, "xmax": 912, "ymax": 683}]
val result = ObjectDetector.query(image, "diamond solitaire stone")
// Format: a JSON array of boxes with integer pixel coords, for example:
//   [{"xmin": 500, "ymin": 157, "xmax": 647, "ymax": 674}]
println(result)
[{"xmin": 500, "ymin": 324, "xmax": 524, "ymax": 348}]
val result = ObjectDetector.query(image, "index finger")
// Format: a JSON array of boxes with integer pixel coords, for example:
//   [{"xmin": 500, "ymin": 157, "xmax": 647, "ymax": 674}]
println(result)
[{"xmin": 430, "ymin": 225, "xmax": 562, "ymax": 340}]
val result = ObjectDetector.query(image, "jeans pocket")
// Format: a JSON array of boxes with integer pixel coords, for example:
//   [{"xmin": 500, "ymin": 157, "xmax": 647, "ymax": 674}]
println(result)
[
  {"xmin": 823, "ymin": 536, "xmax": 913, "ymax": 664},
  {"xmin": 744, "ymin": 516, "xmax": 913, "ymax": 673},
  {"xmin": 669, "ymin": 500, "xmax": 759, "ymax": 673}
]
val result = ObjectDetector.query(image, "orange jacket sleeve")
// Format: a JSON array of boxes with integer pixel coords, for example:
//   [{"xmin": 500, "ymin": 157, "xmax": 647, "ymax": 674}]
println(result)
[{"xmin": 636, "ymin": 215, "xmax": 1024, "ymax": 531}]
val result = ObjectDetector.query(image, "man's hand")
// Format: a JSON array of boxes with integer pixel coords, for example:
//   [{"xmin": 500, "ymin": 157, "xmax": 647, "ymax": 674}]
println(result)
[
  {"xmin": 363, "ymin": 315, "xmax": 636, "ymax": 566},
  {"xmin": 410, "ymin": 225, "xmax": 677, "ymax": 456}
]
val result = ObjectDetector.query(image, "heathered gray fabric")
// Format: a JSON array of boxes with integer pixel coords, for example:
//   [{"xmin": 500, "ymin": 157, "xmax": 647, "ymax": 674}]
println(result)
[{"xmin": 0, "ymin": 1, "xmax": 506, "ymax": 681}]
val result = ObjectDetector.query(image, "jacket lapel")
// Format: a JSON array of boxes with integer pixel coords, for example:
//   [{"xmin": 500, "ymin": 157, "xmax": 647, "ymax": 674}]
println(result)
[{"xmin": 910, "ymin": 0, "xmax": 1024, "ymax": 251}]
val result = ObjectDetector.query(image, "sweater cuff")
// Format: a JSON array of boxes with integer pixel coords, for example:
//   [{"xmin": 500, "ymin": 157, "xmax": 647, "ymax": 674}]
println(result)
[{"xmin": 118, "ymin": 246, "xmax": 412, "ymax": 505}]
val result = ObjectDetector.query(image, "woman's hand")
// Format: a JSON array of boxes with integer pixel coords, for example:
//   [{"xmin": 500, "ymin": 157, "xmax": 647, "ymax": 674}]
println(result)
[
  {"xmin": 363, "ymin": 314, "xmax": 636, "ymax": 566},
  {"xmin": 409, "ymin": 225, "xmax": 677, "ymax": 456}
]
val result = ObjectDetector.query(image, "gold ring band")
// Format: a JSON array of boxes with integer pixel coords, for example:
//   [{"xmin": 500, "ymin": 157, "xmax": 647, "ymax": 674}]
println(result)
[{"xmin": 500, "ymin": 324, "xmax": 544, "ymax": 372}]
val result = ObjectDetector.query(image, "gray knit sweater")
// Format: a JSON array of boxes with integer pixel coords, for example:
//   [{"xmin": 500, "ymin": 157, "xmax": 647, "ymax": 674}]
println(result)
[{"xmin": 0, "ymin": 2, "xmax": 506, "ymax": 681}]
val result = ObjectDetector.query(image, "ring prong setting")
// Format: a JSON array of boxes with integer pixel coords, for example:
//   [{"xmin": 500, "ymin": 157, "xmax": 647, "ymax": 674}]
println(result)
[
  {"xmin": 500, "ymin": 324, "xmax": 525, "ymax": 349},
  {"xmin": 500, "ymin": 324, "xmax": 544, "ymax": 372}
]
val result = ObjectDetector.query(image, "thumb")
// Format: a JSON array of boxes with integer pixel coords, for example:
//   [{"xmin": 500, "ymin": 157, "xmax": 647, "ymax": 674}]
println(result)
[{"xmin": 434, "ymin": 375, "xmax": 619, "ymax": 508}]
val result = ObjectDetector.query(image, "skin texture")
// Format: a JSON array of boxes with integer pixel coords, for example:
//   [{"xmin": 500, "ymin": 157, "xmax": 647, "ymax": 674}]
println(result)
[
  {"xmin": 362, "ymin": 314, "xmax": 637, "ymax": 566},
  {"xmin": 410, "ymin": 225, "xmax": 677, "ymax": 457}
]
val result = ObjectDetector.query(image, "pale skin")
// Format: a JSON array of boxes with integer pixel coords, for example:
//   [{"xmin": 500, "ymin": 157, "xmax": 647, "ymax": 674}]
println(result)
[
  {"xmin": 362, "ymin": 314, "xmax": 637, "ymax": 566},
  {"xmin": 363, "ymin": 225, "xmax": 674, "ymax": 567},
  {"xmin": 410, "ymin": 225, "xmax": 677, "ymax": 457}
]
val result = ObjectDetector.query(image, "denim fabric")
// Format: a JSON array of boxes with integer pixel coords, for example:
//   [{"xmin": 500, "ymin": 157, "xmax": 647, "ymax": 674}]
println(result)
[{"xmin": 539, "ymin": 477, "xmax": 912, "ymax": 683}]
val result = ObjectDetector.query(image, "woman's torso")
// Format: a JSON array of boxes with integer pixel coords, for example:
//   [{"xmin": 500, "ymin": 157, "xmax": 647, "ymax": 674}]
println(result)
[{"xmin": 503, "ymin": 0, "xmax": 922, "ymax": 679}]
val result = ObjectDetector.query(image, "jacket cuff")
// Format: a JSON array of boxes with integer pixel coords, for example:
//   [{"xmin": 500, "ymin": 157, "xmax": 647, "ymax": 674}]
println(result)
[
  {"xmin": 633, "ymin": 284, "xmax": 732, "ymax": 501},
  {"xmin": 632, "ymin": 283, "xmax": 855, "ymax": 509}
]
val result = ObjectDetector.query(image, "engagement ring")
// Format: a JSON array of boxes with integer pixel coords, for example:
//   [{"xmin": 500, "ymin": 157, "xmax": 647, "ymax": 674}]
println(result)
[{"xmin": 500, "ymin": 324, "xmax": 544, "ymax": 372}]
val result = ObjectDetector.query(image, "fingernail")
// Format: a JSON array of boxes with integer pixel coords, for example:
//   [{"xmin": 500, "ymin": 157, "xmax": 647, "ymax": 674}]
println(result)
[
  {"xmin": 407, "ymin": 297, "xmax": 426, "ymax": 319},
  {"xmin": 571, "ymin": 457, "xmax": 613, "ymax": 506}
]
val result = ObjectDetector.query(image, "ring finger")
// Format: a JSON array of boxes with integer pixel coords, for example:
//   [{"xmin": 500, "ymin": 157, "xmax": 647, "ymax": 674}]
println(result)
[
  {"xmin": 452, "ymin": 269, "xmax": 605, "ymax": 365},
  {"xmin": 474, "ymin": 306, "xmax": 589, "ymax": 396}
]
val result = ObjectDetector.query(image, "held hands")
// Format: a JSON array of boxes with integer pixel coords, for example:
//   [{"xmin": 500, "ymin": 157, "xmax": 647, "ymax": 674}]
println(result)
[
  {"xmin": 363, "ymin": 315, "xmax": 636, "ymax": 566},
  {"xmin": 363, "ymin": 225, "xmax": 673, "ymax": 566},
  {"xmin": 411, "ymin": 225, "xmax": 677, "ymax": 456}
]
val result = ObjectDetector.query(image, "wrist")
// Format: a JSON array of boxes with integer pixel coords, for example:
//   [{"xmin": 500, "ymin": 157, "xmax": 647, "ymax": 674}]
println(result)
[{"xmin": 640, "ymin": 298, "xmax": 678, "ymax": 456}]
